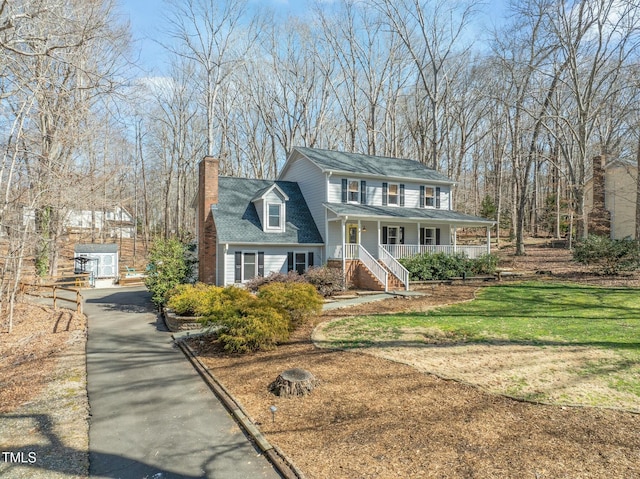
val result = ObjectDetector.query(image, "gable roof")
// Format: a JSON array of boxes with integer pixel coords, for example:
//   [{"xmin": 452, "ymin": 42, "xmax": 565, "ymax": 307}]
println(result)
[
  {"xmin": 214, "ymin": 177, "xmax": 323, "ymax": 245},
  {"xmin": 251, "ymin": 183, "xmax": 289, "ymax": 203},
  {"xmin": 285, "ymin": 146, "xmax": 453, "ymax": 184},
  {"xmin": 324, "ymin": 203, "xmax": 494, "ymax": 227}
]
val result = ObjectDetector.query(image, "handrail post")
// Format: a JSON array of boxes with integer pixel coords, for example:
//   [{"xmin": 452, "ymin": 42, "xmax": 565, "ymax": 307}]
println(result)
[{"xmin": 77, "ymin": 290, "xmax": 83, "ymax": 315}]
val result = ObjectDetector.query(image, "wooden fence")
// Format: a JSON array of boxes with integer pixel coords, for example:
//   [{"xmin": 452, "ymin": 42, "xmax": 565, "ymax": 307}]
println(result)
[{"xmin": 19, "ymin": 282, "xmax": 84, "ymax": 315}]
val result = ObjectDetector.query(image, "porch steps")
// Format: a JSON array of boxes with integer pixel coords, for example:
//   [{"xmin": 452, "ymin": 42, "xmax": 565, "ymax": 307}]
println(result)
[{"xmin": 377, "ymin": 260, "xmax": 406, "ymax": 291}]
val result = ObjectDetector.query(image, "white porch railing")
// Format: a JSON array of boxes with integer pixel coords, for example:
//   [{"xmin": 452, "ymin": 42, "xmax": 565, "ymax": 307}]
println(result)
[
  {"xmin": 381, "ymin": 244, "xmax": 489, "ymax": 259},
  {"xmin": 378, "ymin": 246, "xmax": 409, "ymax": 291}
]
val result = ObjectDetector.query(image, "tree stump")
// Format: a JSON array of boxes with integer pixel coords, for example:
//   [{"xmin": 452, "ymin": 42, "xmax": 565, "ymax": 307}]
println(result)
[{"xmin": 269, "ymin": 368, "xmax": 318, "ymax": 397}]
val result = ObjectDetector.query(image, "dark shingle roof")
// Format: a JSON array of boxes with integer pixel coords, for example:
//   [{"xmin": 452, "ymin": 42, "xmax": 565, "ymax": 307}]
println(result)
[
  {"xmin": 214, "ymin": 177, "xmax": 323, "ymax": 244},
  {"xmin": 324, "ymin": 203, "xmax": 494, "ymax": 226},
  {"xmin": 293, "ymin": 147, "xmax": 453, "ymax": 183}
]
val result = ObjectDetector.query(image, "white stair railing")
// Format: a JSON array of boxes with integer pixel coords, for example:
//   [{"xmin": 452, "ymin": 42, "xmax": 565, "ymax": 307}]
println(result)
[
  {"xmin": 378, "ymin": 246, "xmax": 410, "ymax": 291},
  {"xmin": 357, "ymin": 245, "xmax": 388, "ymax": 291}
]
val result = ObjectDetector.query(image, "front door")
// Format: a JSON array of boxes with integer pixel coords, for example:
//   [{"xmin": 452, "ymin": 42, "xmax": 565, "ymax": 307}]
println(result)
[{"xmin": 346, "ymin": 223, "xmax": 359, "ymax": 244}]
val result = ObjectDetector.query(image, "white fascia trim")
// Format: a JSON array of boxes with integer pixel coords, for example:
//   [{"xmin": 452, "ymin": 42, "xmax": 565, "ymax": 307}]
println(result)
[{"xmin": 224, "ymin": 242, "xmax": 325, "ymax": 247}]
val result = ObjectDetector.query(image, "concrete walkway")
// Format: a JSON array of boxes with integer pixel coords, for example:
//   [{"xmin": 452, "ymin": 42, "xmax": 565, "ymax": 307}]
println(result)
[{"xmin": 84, "ymin": 286, "xmax": 281, "ymax": 479}]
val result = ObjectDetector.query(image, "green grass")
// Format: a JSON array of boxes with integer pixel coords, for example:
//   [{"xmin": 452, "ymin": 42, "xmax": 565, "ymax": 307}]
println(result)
[
  {"xmin": 325, "ymin": 282, "xmax": 640, "ymax": 348},
  {"xmin": 322, "ymin": 282, "xmax": 640, "ymax": 406}
]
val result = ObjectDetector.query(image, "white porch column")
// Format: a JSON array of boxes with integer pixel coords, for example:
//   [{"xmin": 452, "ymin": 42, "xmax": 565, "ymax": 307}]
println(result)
[
  {"xmin": 453, "ymin": 227, "xmax": 457, "ymax": 253},
  {"xmin": 487, "ymin": 226, "xmax": 491, "ymax": 254},
  {"xmin": 341, "ymin": 219, "xmax": 346, "ymax": 288}
]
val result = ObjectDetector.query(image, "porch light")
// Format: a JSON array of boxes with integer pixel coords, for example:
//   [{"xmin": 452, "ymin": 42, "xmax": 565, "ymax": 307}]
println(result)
[{"xmin": 362, "ymin": 226, "xmax": 367, "ymax": 232}]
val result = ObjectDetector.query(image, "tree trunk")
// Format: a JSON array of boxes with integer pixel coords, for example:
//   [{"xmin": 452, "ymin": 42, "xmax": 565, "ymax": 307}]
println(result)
[
  {"xmin": 636, "ymin": 134, "xmax": 640, "ymax": 240},
  {"xmin": 269, "ymin": 369, "xmax": 318, "ymax": 398}
]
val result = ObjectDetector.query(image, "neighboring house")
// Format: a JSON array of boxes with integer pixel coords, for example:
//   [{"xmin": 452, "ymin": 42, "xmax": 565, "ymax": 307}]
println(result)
[
  {"xmin": 197, "ymin": 147, "xmax": 495, "ymax": 291},
  {"xmin": 21, "ymin": 205, "xmax": 135, "ymax": 239},
  {"xmin": 585, "ymin": 156, "xmax": 637, "ymax": 239},
  {"xmin": 65, "ymin": 206, "xmax": 135, "ymax": 238}
]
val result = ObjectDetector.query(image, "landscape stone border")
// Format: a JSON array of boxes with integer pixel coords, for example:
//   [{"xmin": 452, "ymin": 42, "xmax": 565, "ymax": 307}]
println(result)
[{"xmin": 173, "ymin": 336, "xmax": 306, "ymax": 479}]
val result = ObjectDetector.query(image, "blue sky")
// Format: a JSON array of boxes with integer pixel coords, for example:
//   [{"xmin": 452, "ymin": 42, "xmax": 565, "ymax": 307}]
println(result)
[
  {"xmin": 117, "ymin": 0, "xmax": 504, "ymax": 74},
  {"xmin": 116, "ymin": 0, "xmax": 310, "ymax": 73}
]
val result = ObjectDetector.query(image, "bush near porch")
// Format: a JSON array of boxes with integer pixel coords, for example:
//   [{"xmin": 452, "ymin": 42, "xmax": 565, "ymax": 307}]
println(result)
[
  {"xmin": 399, "ymin": 252, "xmax": 499, "ymax": 281},
  {"xmin": 166, "ymin": 282, "xmax": 322, "ymax": 352}
]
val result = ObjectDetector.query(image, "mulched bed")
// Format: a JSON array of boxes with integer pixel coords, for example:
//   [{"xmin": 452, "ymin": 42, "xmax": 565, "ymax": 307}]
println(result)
[
  {"xmin": 0, "ymin": 303, "xmax": 88, "ymax": 478},
  {"xmin": 191, "ymin": 244, "xmax": 640, "ymax": 479}
]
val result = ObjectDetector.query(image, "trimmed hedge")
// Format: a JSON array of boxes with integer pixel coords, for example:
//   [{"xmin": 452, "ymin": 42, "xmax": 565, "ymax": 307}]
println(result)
[{"xmin": 399, "ymin": 252, "xmax": 499, "ymax": 281}]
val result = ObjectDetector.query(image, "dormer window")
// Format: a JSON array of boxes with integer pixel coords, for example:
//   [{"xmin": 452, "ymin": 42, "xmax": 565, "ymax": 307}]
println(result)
[
  {"xmin": 268, "ymin": 203, "xmax": 281, "ymax": 228},
  {"xmin": 251, "ymin": 183, "xmax": 288, "ymax": 233}
]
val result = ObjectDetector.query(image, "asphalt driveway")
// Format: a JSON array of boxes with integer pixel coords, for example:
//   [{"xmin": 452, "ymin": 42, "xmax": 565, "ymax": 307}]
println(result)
[{"xmin": 84, "ymin": 286, "xmax": 281, "ymax": 479}]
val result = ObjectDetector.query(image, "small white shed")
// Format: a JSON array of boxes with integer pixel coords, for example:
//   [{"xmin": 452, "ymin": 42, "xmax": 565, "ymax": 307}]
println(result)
[{"xmin": 74, "ymin": 244, "xmax": 118, "ymax": 281}]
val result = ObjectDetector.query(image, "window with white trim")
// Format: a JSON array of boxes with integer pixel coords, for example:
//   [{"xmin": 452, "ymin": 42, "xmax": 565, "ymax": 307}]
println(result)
[
  {"xmin": 382, "ymin": 226, "xmax": 404, "ymax": 245},
  {"xmin": 267, "ymin": 203, "xmax": 281, "ymax": 228},
  {"xmin": 243, "ymin": 252, "xmax": 256, "ymax": 279},
  {"xmin": 424, "ymin": 187, "xmax": 435, "ymax": 207},
  {"xmin": 422, "ymin": 228, "xmax": 435, "ymax": 245},
  {"xmin": 235, "ymin": 251, "xmax": 264, "ymax": 282},
  {"xmin": 388, "ymin": 183, "xmax": 399, "ymax": 206},
  {"xmin": 348, "ymin": 180, "xmax": 359, "ymax": 203},
  {"xmin": 287, "ymin": 251, "xmax": 315, "ymax": 274}
]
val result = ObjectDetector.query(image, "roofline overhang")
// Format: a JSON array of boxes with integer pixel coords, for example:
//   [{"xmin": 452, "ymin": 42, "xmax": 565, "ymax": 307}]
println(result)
[
  {"xmin": 220, "ymin": 242, "xmax": 325, "ymax": 247},
  {"xmin": 281, "ymin": 147, "xmax": 456, "ymax": 185},
  {"xmin": 320, "ymin": 169, "xmax": 455, "ymax": 185},
  {"xmin": 324, "ymin": 206, "xmax": 495, "ymax": 226}
]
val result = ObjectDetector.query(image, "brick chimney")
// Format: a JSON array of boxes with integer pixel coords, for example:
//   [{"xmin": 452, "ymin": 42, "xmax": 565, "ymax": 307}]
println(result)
[
  {"xmin": 197, "ymin": 157, "xmax": 219, "ymax": 284},
  {"xmin": 588, "ymin": 155, "xmax": 611, "ymax": 237}
]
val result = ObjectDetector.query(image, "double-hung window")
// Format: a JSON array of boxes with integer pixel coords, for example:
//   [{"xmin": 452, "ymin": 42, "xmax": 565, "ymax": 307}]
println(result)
[
  {"xmin": 348, "ymin": 180, "xmax": 359, "ymax": 203},
  {"xmin": 235, "ymin": 251, "xmax": 265, "ymax": 283},
  {"xmin": 424, "ymin": 187, "xmax": 435, "ymax": 207},
  {"xmin": 267, "ymin": 203, "xmax": 281, "ymax": 229},
  {"xmin": 287, "ymin": 252, "xmax": 315, "ymax": 274},
  {"xmin": 388, "ymin": 184, "xmax": 399, "ymax": 206}
]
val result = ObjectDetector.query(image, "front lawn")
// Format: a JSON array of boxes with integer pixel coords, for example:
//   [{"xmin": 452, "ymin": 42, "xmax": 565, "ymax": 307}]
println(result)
[{"xmin": 317, "ymin": 282, "xmax": 640, "ymax": 410}]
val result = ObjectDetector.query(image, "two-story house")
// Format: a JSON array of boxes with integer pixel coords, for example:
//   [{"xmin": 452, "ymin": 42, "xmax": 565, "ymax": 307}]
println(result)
[{"xmin": 197, "ymin": 147, "xmax": 494, "ymax": 291}]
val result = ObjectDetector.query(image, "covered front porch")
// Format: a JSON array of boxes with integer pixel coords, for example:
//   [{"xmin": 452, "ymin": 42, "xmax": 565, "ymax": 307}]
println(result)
[{"xmin": 325, "ymin": 206, "xmax": 495, "ymax": 292}]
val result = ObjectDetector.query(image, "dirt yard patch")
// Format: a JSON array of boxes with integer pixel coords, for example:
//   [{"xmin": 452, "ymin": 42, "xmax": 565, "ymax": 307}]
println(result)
[
  {"xmin": 0, "ymin": 303, "xmax": 88, "ymax": 478},
  {"xmin": 192, "ymin": 244, "xmax": 640, "ymax": 479}
]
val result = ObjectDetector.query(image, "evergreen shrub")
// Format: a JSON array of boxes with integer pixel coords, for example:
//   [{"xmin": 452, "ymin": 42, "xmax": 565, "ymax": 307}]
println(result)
[
  {"xmin": 399, "ymin": 252, "xmax": 499, "ymax": 281},
  {"xmin": 573, "ymin": 235, "xmax": 640, "ymax": 275},
  {"xmin": 257, "ymin": 282, "xmax": 323, "ymax": 330}
]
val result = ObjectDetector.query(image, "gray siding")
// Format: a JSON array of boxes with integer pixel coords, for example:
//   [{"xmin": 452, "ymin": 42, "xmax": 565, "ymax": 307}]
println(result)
[
  {"xmin": 279, "ymin": 153, "xmax": 327, "ymax": 241},
  {"xmin": 222, "ymin": 245, "xmax": 323, "ymax": 286},
  {"xmin": 329, "ymin": 176, "xmax": 452, "ymax": 210}
]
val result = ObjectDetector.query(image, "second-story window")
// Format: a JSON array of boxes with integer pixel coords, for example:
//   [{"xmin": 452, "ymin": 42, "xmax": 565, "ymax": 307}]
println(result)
[
  {"xmin": 348, "ymin": 180, "xmax": 359, "ymax": 202},
  {"xmin": 388, "ymin": 184, "xmax": 399, "ymax": 206},
  {"xmin": 383, "ymin": 182, "xmax": 405, "ymax": 206},
  {"xmin": 424, "ymin": 187, "xmax": 435, "ymax": 207},
  {"xmin": 267, "ymin": 203, "xmax": 281, "ymax": 228}
]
